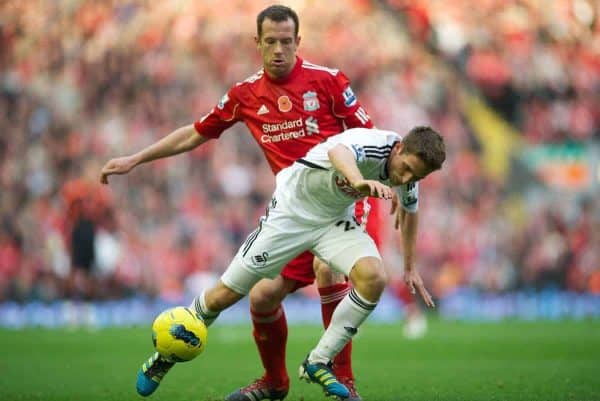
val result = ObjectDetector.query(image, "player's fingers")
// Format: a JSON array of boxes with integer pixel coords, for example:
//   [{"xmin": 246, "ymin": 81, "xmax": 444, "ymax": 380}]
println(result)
[
  {"xmin": 378, "ymin": 184, "xmax": 392, "ymax": 199},
  {"xmin": 406, "ymin": 279, "xmax": 416, "ymax": 294},
  {"xmin": 365, "ymin": 182, "xmax": 374, "ymax": 196},
  {"xmin": 417, "ymin": 283, "xmax": 435, "ymax": 308},
  {"xmin": 375, "ymin": 184, "xmax": 384, "ymax": 199}
]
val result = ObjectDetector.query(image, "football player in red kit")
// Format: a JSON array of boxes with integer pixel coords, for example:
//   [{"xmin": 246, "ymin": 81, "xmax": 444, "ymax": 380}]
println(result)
[{"xmin": 100, "ymin": 5, "xmax": 379, "ymax": 401}]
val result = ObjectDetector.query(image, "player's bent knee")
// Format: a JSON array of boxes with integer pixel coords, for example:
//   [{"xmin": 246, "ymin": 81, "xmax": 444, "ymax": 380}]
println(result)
[
  {"xmin": 350, "ymin": 257, "xmax": 388, "ymax": 300},
  {"xmin": 249, "ymin": 278, "xmax": 290, "ymax": 312}
]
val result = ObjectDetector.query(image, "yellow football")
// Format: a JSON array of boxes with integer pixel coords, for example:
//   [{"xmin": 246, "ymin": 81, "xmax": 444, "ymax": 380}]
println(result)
[{"xmin": 152, "ymin": 306, "xmax": 208, "ymax": 362}]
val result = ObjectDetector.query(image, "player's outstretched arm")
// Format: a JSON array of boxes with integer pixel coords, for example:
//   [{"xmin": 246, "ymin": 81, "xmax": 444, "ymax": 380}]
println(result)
[
  {"xmin": 100, "ymin": 124, "xmax": 209, "ymax": 184},
  {"xmin": 327, "ymin": 144, "xmax": 393, "ymax": 199},
  {"xmin": 398, "ymin": 209, "xmax": 435, "ymax": 308}
]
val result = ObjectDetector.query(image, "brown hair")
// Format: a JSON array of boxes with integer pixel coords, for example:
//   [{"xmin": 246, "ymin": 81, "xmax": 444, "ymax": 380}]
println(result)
[
  {"xmin": 257, "ymin": 5, "xmax": 299, "ymax": 38},
  {"xmin": 402, "ymin": 126, "xmax": 446, "ymax": 171}
]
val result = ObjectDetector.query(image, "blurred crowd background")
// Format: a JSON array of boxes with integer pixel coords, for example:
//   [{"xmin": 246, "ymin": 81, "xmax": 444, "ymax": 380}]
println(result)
[{"xmin": 0, "ymin": 0, "xmax": 599, "ymax": 305}]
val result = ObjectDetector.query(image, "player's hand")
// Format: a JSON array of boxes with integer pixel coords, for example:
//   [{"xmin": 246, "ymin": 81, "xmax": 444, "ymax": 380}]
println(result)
[
  {"xmin": 100, "ymin": 156, "xmax": 138, "ymax": 184},
  {"xmin": 390, "ymin": 193, "xmax": 402, "ymax": 229},
  {"xmin": 352, "ymin": 179, "xmax": 393, "ymax": 199},
  {"xmin": 403, "ymin": 269, "xmax": 435, "ymax": 308}
]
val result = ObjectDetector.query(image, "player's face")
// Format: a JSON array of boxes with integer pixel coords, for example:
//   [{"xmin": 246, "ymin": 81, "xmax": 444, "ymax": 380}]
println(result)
[
  {"xmin": 256, "ymin": 18, "xmax": 300, "ymax": 79},
  {"xmin": 387, "ymin": 144, "xmax": 431, "ymax": 186}
]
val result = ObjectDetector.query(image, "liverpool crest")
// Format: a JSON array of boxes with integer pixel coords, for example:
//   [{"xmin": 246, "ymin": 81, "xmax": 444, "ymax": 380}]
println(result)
[{"xmin": 303, "ymin": 91, "xmax": 320, "ymax": 111}]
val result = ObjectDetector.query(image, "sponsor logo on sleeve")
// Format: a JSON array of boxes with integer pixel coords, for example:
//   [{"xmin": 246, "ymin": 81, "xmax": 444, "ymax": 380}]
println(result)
[
  {"xmin": 302, "ymin": 91, "xmax": 320, "ymax": 111},
  {"xmin": 343, "ymin": 86, "xmax": 357, "ymax": 107},
  {"xmin": 217, "ymin": 94, "xmax": 229, "ymax": 110}
]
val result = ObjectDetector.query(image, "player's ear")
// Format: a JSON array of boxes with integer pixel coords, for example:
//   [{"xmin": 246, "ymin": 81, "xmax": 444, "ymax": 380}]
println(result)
[
  {"xmin": 394, "ymin": 141, "xmax": 404, "ymax": 155},
  {"xmin": 254, "ymin": 36, "xmax": 260, "ymax": 48},
  {"xmin": 296, "ymin": 35, "xmax": 301, "ymax": 47}
]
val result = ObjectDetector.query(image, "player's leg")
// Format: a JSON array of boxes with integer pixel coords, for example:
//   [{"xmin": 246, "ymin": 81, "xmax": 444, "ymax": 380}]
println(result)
[
  {"xmin": 300, "ymin": 257, "xmax": 386, "ymax": 399},
  {"xmin": 139, "ymin": 197, "xmax": 306, "ymax": 397},
  {"xmin": 219, "ymin": 198, "xmax": 314, "ymax": 401},
  {"xmin": 137, "ymin": 258, "xmax": 259, "ymax": 396},
  {"xmin": 300, "ymin": 219, "xmax": 384, "ymax": 399},
  {"xmin": 225, "ymin": 274, "xmax": 297, "ymax": 401},
  {"xmin": 310, "ymin": 255, "xmax": 386, "ymax": 359},
  {"xmin": 313, "ymin": 257, "xmax": 363, "ymax": 400}
]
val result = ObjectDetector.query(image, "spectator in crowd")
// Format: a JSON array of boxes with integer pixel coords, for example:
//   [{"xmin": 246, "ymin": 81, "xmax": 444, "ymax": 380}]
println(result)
[{"xmin": 0, "ymin": 0, "xmax": 598, "ymax": 306}]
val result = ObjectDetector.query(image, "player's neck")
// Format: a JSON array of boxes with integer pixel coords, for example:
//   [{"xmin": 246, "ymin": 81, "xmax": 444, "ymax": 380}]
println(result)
[{"xmin": 264, "ymin": 57, "xmax": 301, "ymax": 83}]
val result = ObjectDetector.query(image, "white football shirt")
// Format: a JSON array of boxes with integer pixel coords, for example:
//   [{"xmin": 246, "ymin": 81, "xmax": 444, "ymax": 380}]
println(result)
[{"xmin": 274, "ymin": 128, "xmax": 419, "ymax": 222}]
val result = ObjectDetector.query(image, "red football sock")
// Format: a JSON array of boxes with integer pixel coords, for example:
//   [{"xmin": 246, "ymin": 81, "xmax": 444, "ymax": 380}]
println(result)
[
  {"xmin": 251, "ymin": 306, "xmax": 290, "ymax": 388},
  {"xmin": 319, "ymin": 282, "xmax": 354, "ymax": 379}
]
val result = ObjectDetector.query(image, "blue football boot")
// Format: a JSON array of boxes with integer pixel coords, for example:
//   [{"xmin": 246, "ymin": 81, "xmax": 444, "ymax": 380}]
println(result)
[
  {"xmin": 136, "ymin": 352, "xmax": 175, "ymax": 396},
  {"xmin": 299, "ymin": 357, "xmax": 350, "ymax": 400}
]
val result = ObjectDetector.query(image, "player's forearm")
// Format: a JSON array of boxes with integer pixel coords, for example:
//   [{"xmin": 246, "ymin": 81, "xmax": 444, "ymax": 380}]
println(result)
[
  {"xmin": 131, "ymin": 124, "xmax": 208, "ymax": 166},
  {"xmin": 401, "ymin": 209, "xmax": 418, "ymax": 272},
  {"xmin": 328, "ymin": 144, "xmax": 364, "ymax": 186}
]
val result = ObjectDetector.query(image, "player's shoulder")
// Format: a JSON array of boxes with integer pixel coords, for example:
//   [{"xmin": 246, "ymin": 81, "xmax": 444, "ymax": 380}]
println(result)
[
  {"xmin": 231, "ymin": 69, "xmax": 265, "ymax": 91},
  {"xmin": 301, "ymin": 59, "xmax": 345, "ymax": 80},
  {"xmin": 358, "ymin": 128, "xmax": 402, "ymax": 145}
]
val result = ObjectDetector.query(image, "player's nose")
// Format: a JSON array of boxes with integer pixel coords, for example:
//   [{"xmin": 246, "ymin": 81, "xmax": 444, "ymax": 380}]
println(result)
[{"xmin": 273, "ymin": 41, "xmax": 283, "ymax": 54}]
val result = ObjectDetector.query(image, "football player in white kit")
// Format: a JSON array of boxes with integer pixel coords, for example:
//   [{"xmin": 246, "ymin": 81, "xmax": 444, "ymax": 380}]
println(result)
[{"xmin": 190, "ymin": 126, "xmax": 445, "ymax": 399}]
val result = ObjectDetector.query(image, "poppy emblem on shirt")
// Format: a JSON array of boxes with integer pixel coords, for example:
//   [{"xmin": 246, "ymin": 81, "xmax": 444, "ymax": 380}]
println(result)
[
  {"xmin": 277, "ymin": 95, "xmax": 292, "ymax": 112},
  {"xmin": 302, "ymin": 91, "xmax": 320, "ymax": 111}
]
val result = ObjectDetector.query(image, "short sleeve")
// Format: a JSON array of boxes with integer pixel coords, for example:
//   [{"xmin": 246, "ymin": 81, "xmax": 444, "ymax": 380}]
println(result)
[
  {"xmin": 328, "ymin": 71, "xmax": 374, "ymax": 129},
  {"xmin": 193, "ymin": 87, "xmax": 241, "ymax": 139}
]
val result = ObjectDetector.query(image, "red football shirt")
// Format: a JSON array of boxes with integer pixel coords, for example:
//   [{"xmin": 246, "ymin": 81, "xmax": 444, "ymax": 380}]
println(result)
[{"xmin": 194, "ymin": 57, "xmax": 373, "ymax": 174}]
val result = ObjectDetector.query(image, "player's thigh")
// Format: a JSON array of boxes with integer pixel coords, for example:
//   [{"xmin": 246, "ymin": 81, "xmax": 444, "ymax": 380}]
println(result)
[
  {"xmin": 221, "ymin": 256, "xmax": 266, "ymax": 296},
  {"xmin": 311, "ymin": 217, "xmax": 381, "ymax": 277}
]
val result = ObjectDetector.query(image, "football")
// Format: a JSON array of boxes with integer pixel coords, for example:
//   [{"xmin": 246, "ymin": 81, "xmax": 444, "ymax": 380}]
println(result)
[{"xmin": 152, "ymin": 306, "xmax": 208, "ymax": 362}]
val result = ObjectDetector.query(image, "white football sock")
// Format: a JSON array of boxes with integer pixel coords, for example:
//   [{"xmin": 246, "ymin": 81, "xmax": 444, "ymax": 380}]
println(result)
[
  {"xmin": 190, "ymin": 291, "xmax": 220, "ymax": 327},
  {"xmin": 308, "ymin": 288, "xmax": 377, "ymax": 364}
]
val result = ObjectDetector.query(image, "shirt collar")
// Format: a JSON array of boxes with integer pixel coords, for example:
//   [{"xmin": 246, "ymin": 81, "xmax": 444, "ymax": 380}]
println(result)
[
  {"xmin": 381, "ymin": 140, "xmax": 400, "ymax": 181},
  {"xmin": 263, "ymin": 56, "xmax": 302, "ymax": 84}
]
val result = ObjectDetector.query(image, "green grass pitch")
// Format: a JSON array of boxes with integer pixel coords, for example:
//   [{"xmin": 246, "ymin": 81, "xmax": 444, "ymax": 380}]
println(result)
[{"xmin": 1, "ymin": 319, "xmax": 599, "ymax": 401}]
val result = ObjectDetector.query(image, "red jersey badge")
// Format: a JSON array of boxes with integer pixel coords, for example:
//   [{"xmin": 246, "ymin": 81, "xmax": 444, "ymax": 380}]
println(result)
[
  {"xmin": 277, "ymin": 95, "xmax": 292, "ymax": 112},
  {"xmin": 303, "ymin": 91, "xmax": 320, "ymax": 111}
]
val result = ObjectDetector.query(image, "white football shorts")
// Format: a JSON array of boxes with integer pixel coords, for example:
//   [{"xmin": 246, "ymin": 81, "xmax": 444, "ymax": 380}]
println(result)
[{"xmin": 220, "ymin": 197, "xmax": 381, "ymax": 295}]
